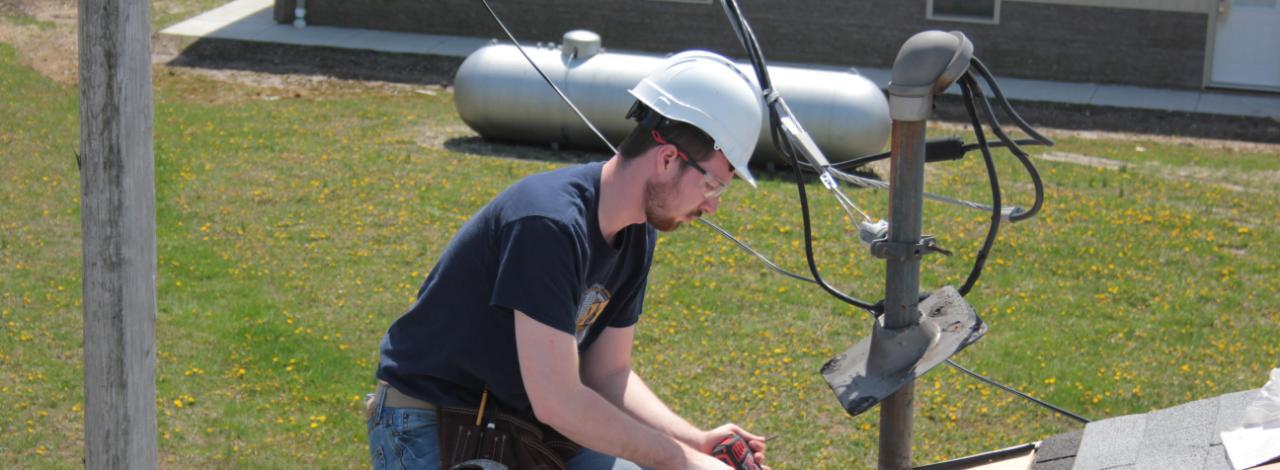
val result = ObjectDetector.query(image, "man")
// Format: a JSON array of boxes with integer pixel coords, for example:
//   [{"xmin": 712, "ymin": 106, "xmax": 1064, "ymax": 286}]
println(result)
[{"xmin": 368, "ymin": 51, "xmax": 770, "ymax": 470}]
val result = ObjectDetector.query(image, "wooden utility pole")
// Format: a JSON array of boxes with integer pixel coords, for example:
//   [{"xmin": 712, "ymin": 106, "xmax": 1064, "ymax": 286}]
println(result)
[{"xmin": 79, "ymin": 0, "xmax": 157, "ymax": 467}]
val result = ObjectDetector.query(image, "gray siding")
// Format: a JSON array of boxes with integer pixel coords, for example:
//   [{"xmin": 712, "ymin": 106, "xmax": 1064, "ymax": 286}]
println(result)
[
  {"xmin": 1013, "ymin": 0, "xmax": 1213, "ymax": 14},
  {"xmin": 276, "ymin": 0, "xmax": 1208, "ymax": 89}
]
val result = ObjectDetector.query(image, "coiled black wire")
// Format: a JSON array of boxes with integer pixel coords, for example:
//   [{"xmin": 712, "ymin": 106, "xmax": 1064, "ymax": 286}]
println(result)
[
  {"xmin": 968, "ymin": 58, "xmax": 1051, "ymax": 222},
  {"xmin": 957, "ymin": 73, "xmax": 1003, "ymax": 297}
]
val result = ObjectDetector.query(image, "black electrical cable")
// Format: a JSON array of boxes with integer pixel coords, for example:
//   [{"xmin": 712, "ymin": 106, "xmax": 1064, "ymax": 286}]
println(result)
[
  {"xmin": 968, "ymin": 59, "xmax": 1047, "ymax": 222},
  {"xmin": 972, "ymin": 88, "xmax": 1044, "ymax": 223},
  {"xmin": 946, "ymin": 359, "xmax": 1092, "ymax": 424},
  {"xmin": 800, "ymin": 138, "xmax": 1045, "ymax": 173},
  {"xmin": 960, "ymin": 139, "xmax": 1045, "ymax": 154},
  {"xmin": 773, "ymin": 105, "xmax": 880, "ymax": 313},
  {"xmin": 723, "ymin": 0, "xmax": 880, "ymax": 313},
  {"xmin": 827, "ymin": 138, "xmax": 964, "ymax": 170},
  {"xmin": 957, "ymin": 73, "xmax": 1002, "ymax": 297},
  {"xmin": 720, "ymin": 0, "xmax": 772, "ymax": 93},
  {"xmin": 721, "ymin": 1, "xmax": 763, "ymax": 86},
  {"xmin": 970, "ymin": 59, "xmax": 1053, "ymax": 147}
]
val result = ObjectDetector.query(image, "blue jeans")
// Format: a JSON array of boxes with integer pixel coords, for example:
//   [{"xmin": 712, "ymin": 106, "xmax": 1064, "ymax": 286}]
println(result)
[
  {"xmin": 367, "ymin": 405, "xmax": 441, "ymax": 469},
  {"xmin": 367, "ymin": 401, "xmax": 645, "ymax": 469}
]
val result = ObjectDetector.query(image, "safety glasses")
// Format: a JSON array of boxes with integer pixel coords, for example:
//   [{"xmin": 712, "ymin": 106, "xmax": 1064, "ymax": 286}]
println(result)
[{"xmin": 650, "ymin": 130, "xmax": 730, "ymax": 199}]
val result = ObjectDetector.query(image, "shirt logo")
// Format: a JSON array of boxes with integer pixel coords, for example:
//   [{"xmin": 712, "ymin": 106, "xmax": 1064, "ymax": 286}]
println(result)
[{"xmin": 575, "ymin": 285, "xmax": 611, "ymax": 343}]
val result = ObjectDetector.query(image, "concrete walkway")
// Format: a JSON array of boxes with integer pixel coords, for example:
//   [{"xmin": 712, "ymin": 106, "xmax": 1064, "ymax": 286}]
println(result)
[{"xmin": 162, "ymin": 0, "xmax": 1280, "ymax": 120}]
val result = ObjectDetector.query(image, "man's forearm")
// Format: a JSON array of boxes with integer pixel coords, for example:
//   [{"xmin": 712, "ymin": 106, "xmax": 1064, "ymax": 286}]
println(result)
[
  {"xmin": 589, "ymin": 369, "xmax": 705, "ymax": 449},
  {"xmin": 516, "ymin": 313, "xmax": 716, "ymax": 469},
  {"xmin": 540, "ymin": 381, "xmax": 694, "ymax": 469}
]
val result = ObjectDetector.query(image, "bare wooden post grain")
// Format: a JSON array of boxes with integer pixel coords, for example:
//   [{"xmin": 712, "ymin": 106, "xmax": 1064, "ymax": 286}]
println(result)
[{"xmin": 79, "ymin": 0, "xmax": 157, "ymax": 467}]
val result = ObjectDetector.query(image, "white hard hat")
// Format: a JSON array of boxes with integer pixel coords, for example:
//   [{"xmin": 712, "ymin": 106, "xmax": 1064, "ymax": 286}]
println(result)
[{"xmin": 628, "ymin": 50, "xmax": 765, "ymax": 187}]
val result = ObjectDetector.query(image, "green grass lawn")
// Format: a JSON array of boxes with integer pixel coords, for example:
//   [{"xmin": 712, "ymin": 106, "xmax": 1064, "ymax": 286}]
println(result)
[{"xmin": 2, "ymin": 21, "xmax": 1279, "ymax": 469}]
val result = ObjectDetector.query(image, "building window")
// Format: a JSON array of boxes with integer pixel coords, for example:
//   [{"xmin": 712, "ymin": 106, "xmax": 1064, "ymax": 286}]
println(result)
[{"xmin": 928, "ymin": 0, "xmax": 1000, "ymax": 24}]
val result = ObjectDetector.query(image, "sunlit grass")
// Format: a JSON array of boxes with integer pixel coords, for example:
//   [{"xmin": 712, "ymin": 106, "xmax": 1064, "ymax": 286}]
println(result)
[{"xmin": 2, "ymin": 37, "xmax": 1278, "ymax": 468}]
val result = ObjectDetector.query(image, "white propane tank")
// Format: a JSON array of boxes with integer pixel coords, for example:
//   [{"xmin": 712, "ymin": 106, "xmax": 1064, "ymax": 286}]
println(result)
[{"xmin": 454, "ymin": 31, "xmax": 890, "ymax": 164}]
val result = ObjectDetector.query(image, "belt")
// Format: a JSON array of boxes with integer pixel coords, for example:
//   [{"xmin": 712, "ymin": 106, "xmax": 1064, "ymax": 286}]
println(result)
[{"xmin": 378, "ymin": 381, "xmax": 437, "ymax": 410}]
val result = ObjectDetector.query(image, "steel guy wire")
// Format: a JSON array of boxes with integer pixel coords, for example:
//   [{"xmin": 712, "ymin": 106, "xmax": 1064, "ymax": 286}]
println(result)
[
  {"xmin": 478, "ymin": 0, "xmax": 618, "ymax": 157},
  {"xmin": 827, "ymin": 167, "xmax": 1007, "ymax": 214},
  {"xmin": 697, "ymin": 218, "xmax": 817, "ymax": 285},
  {"xmin": 945, "ymin": 359, "xmax": 1092, "ymax": 424},
  {"xmin": 831, "ymin": 186, "xmax": 873, "ymax": 223}
]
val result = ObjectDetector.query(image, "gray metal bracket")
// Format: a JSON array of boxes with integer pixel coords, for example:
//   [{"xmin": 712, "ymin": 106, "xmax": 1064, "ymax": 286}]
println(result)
[
  {"xmin": 820, "ymin": 286, "xmax": 986, "ymax": 416},
  {"xmin": 869, "ymin": 235, "xmax": 952, "ymax": 261}
]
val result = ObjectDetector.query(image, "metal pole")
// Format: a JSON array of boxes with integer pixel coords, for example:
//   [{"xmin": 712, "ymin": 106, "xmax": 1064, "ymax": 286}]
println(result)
[
  {"xmin": 871, "ymin": 30, "xmax": 971, "ymax": 468},
  {"xmin": 878, "ymin": 119, "xmax": 928, "ymax": 470},
  {"xmin": 883, "ymin": 121, "xmax": 928, "ymax": 326},
  {"xmin": 80, "ymin": 0, "xmax": 157, "ymax": 467}
]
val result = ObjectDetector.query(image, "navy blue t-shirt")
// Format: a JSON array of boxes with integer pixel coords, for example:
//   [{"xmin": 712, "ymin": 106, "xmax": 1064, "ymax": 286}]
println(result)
[{"xmin": 377, "ymin": 162, "xmax": 656, "ymax": 414}]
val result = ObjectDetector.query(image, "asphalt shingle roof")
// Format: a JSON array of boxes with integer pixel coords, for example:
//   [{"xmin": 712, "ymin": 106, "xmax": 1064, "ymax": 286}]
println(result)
[
  {"xmin": 1031, "ymin": 430, "xmax": 1081, "ymax": 469},
  {"xmin": 1037, "ymin": 389, "xmax": 1264, "ymax": 470}
]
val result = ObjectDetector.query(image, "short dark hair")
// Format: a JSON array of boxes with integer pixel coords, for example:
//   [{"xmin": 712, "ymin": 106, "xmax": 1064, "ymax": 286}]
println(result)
[{"xmin": 617, "ymin": 120, "xmax": 716, "ymax": 164}]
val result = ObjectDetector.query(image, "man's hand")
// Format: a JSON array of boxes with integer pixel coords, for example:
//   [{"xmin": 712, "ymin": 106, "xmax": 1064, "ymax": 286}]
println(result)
[{"xmin": 697, "ymin": 424, "xmax": 770, "ymax": 470}]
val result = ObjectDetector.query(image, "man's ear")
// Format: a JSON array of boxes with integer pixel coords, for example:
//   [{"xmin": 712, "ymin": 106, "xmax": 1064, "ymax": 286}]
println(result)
[{"xmin": 652, "ymin": 144, "xmax": 678, "ymax": 174}]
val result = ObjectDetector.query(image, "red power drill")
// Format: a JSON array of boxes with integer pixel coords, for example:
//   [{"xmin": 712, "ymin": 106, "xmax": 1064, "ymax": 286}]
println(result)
[{"xmin": 711, "ymin": 434, "xmax": 760, "ymax": 470}]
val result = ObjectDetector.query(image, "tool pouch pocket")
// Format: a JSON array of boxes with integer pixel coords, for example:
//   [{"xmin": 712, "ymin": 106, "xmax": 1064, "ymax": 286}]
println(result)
[{"xmin": 437, "ymin": 405, "xmax": 579, "ymax": 470}]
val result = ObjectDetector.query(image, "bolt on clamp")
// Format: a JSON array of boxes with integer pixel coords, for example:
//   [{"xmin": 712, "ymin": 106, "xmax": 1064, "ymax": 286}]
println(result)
[{"xmin": 869, "ymin": 235, "xmax": 952, "ymax": 261}]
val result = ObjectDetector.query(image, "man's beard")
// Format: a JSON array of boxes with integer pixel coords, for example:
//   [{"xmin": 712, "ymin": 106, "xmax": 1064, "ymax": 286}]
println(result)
[{"xmin": 644, "ymin": 177, "xmax": 701, "ymax": 232}]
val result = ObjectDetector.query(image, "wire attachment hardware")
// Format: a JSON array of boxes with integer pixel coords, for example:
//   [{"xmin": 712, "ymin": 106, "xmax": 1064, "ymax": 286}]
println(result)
[
  {"xmin": 869, "ymin": 235, "xmax": 952, "ymax": 261},
  {"xmin": 857, "ymin": 220, "xmax": 889, "ymax": 247}
]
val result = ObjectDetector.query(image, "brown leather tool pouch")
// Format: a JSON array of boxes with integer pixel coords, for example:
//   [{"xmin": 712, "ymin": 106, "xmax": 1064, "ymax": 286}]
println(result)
[{"xmin": 437, "ymin": 405, "xmax": 580, "ymax": 470}]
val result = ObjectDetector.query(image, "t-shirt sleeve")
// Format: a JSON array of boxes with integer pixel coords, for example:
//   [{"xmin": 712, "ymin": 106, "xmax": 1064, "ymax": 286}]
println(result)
[
  {"xmin": 606, "ymin": 225, "xmax": 656, "ymax": 329},
  {"xmin": 606, "ymin": 279, "xmax": 646, "ymax": 328},
  {"xmin": 490, "ymin": 216, "xmax": 583, "ymax": 335}
]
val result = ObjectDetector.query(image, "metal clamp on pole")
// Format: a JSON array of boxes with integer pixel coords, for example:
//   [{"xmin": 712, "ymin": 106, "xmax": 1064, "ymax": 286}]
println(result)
[
  {"xmin": 869, "ymin": 235, "xmax": 952, "ymax": 261},
  {"xmin": 820, "ymin": 30, "xmax": 984, "ymax": 470}
]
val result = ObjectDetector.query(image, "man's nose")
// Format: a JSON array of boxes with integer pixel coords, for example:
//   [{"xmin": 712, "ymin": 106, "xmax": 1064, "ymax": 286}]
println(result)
[{"xmin": 701, "ymin": 195, "xmax": 720, "ymax": 215}]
